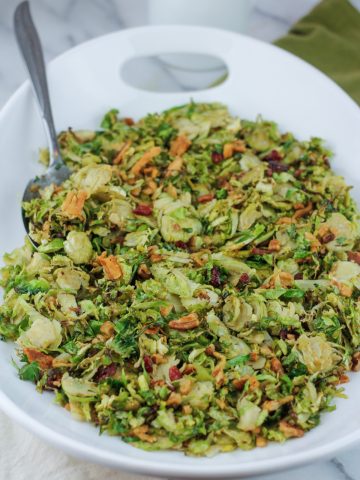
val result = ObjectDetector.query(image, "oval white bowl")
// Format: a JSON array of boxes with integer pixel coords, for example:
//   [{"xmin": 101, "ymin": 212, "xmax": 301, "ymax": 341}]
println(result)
[{"xmin": 0, "ymin": 26, "xmax": 360, "ymax": 478}]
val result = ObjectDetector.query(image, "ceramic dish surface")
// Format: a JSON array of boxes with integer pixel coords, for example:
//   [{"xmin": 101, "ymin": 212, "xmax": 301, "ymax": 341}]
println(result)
[{"xmin": 0, "ymin": 26, "xmax": 360, "ymax": 478}]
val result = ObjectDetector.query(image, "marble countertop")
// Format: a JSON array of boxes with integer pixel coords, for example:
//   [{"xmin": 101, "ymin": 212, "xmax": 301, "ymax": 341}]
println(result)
[{"xmin": 1, "ymin": 1, "xmax": 360, "ymax": 479}]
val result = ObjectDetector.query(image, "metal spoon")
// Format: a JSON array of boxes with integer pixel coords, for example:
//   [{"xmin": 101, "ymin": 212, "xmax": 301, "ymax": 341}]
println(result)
[{"xmin": 14, "ymin": 1, "xmax": 71, "ymax": 245}]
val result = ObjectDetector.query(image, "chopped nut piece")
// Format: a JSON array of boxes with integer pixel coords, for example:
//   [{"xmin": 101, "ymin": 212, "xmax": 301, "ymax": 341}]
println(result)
[
  {"xmin": 256, "ymin": 436, "xmax": 268, "ymax": 448},
  {"xmin": 132, "ymin": 425, "xmax": 156, "ymax": 443},
  {"xmin": 279, "ymin": 420, "xmax": 304, "ymax": 438},
  {"xmin": 270, "ymin": 357, "xmax": 284, "ymax": 375},
  {"xmin": 179, "ymin": 378, "xmax": 192, "ymax": 395},
  {"xmin": 348, "ymin": 251, "xmax": 360, "ymax": 265},
  {"xmin": 100, "ymin": 321, "xmax": 115, "ymax": 338},
  {"xmin": 137, "ymin": 263, "xmax": 151, "ymax": 279},
  {"xmin": 97, "ymin": 252, "xmax": 123, "ymax": 280},
  {"xmin": 263, "ymin": 395, "xmax": 294, "ymax": 412},
  {"xmin": 131, "ymin": 146, "xmax": 161, "ymax": 176},
  {"xmin": 223, "ymin": 140, "xmax": 246, "ymax": 159},
  {"xmin": 268, "ymin": 239, "xmax": 281, "ymax": 252},
  {"xmin": 166, "ymin": 392, "xmax": 182, "ymax": 406},
  {"xmin": 168, "ymin": 313, "xmax": 200, "ymax": 330},
  {"xmin": 170, "ymin": 135, "xmax": 191, "ymax": 156},
  {"xmin": 61, "ymin": 190, "xmax": 87, "ymax": 219},
  {"xmin": 166, "ymin": 156, "xmax": 183, "ymax": 177}
]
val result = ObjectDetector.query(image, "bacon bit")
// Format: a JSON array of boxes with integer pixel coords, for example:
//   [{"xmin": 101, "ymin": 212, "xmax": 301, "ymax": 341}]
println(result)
[
  {"xmin": 198, "ymin": 193, "xmax": 214, "ymax": 203},
  {"xmin": 351, "ymin": 352, "xmax": 360, "ymax": 372},
  {"xmin": 160, "ymin": 304, "xmax": 173, "ymax": 317},
  {"xmin": 205, "ymin": 345, "xmax": 215, "ymax": 356},
  {"xmin": 131, "ymin": 425, "xmax": 156, "ymax": 443},
  {"xmin": 223, "ymin": 140, "xmax": 246, "ymax": 159},
  {"xmin": 94, "ymin": 363, "xmax": 117, "ymax": 381},
  {"xmin": 270, "ymin": 357, "xmax": 284, "ymax": 375},
  {"xmin": 279, "ymin": 420, "xmax": 304, "ymax": 438},
  {"xmin": 321, "ymin": 232, "xmax": 335, "ymax": 244},
  {"xmin": 170, "ymin": 135, "xmax": 191, "ymax": 157},
  {"xmin": 182, "ymin": 405, "xmax": 192, "ymax": 415},
  {"xmin": 294, "ymin": 202, "xmax": 305, "ymax": 210},
  {"xmin": 252, "ymin": 247, "xmax": 270, "ymax": 255},
  {"xmin": 268, "ymin": 239, "xmax": 281, "ymax": 252},
  {"xmin": 264, "ymin": 150, "xmax": 282, "ymax": 162},
  {"xmin": 183, "ymin": 363, "xmax": 197, "ymax": 375},
  {"xmin": 232, "ymin": 376, "xmax": 248, "ymax": 391},
  {"xmin": 212, "ymin": 151, "xmax": 224, "ymax": 164},
  {"xmin": 166, "ymin": 156, "xmax": 183, "ymax": 177},
  {"xmin": 179, "ymin": 378, "xmax": 192, "ymax": 395},
  {"xmin": 143, "ymin": 355, "xmax": 153, "ymax": 373},
  {"xmin": 276, "ymin": 216, "xmax": 296, "ymax": 225},
  {"xmin": 348, "ymin": 252, "xmax": 360, "ymax": 265},
  {"xmin": 150, "ymin": 253, "xmax": 163, "ymax": 263},
  {"xmin": 166, "ymin": 392, "xmax": 182, "ymax": 407},
  {"xmin": 23, "ymin": 348, "xmax": 53, "ymax": 370},
  {"xmin": 294, "ymin": 272, "xmax": 303, "ymax": 280},
  {"xmin": 169, "ymin": 366, "xmax": 182, "ymax": 381},
  {"xmin": 133, "ymin": 204, "xmax": 153, "ymax": 216},
  {"xmin": 168, "ymin": 313, "xmax": 200, "ymax": 330},
  {"xmin": 137, "ymin": 263, "xmax": 151, "ymax": 279},
  {"xmin": 123, "ymin": 117, "xmax": 134, "ymax": 126},
  {"xmin": 210, "ymin": 266, "xmax": 221, "ymax": 288},
  {"xmin": 131, "ymin": 146, "xmax": 161, "ymax": 176},
  {"xmin": 150, "ymin": 379, "xmax": 165, "ymax": 388},
  {"xmin": 113, "ymin": 140, "xmax": 132, "ymax": 164},
  {"xmin": 262, "ymin": 395, "xmax": 294, "ymax": 412},
  {"xmin": 144, "ymin": 326, "xmax": 159, "ymax": 335},
  {"xmin": 249, "ymin": 352, "xmax": 258, "ymax": 362},
  {"xmin": 100, "ymin": 321, "xmax": 115, "ymax": 338},
  {"xmin": 256, "ymin": 436, "xmax": 268, "ymax": 448},
  {"xmin": 339, "ymin": 374, "xmax": 350, "ymax": 384},
  {"xmin": 61, "ymin": 190, "xmax": 88, "ymax": 219},
  {"xmin": 293, "ymin": 202, "xmax": 313, "ymax": 219},
  {"xmin": 97, "ymin": 252, "xmax": 123, "ymax": 280}
]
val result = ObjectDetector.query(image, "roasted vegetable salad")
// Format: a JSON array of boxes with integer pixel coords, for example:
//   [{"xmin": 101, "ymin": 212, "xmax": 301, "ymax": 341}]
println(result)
[{"xmin": 1, "ymin": 102, "xmax": 360, "ymax": 455}]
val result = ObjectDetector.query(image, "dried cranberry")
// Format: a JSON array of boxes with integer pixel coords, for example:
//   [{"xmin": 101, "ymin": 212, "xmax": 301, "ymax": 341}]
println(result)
[
  {"xmin": 212, "ymin": 151, "xmax": 224, "ymax": 164},
  {"xmin": 198, "ymin": 193, "xmax": 214, "ymax": 203},
  {"xmin": 169, "ymin": 366, "xmax": 182, "ymax": 381},
  {"xmin": 210, "ymin": 266, "xmax": 221, "ymax": 288},
  {"xmin": 279, "ymin": 329, "xmax": 288, "ymax": 340},
  {"xmin": 294, "ymin": 169, "xmax": 303, "ymax": 178},
  {"xmin": 143, "ymin": 355, "xmax": 153, "ymax": 373},
  {"xmin": 175, "ymin": 241, "xmax": 188, "ymax": 250},
  {"xmin": 238, "ymin": 273, "xmax": 250, "ymax": 285},
  {"xmin": 264, "ymin": 150, "xmax": 282, "ymax": 162},
  {"xmin": 294, "ymin": 272, "xmax": 303, "ymax": 280},
  {"xmin": 133, "ymin": 204, "xmax": 153, "ymax": 216},
  {"xmin": 94, "ymin": 363, "xmax": 117, "ymax": 381},
  {"xmin": 266, "ymin": 168, "xmax": 273, "ymax": 177},
  {"xmin": 321, "ymin": 232, "xmax": 335, "ymax": 244},
  {"xmin": 123, "ymin": 117, "xmax": 134, "ymax": 126},
  {"xmin": 268, "ymin": 160, "xmax": 288, "ymax": 172}
]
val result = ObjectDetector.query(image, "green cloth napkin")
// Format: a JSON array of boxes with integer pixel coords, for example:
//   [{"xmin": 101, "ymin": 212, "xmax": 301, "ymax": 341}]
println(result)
[{"xmin": 274, "ymin": 0, "xmax": 360, "ymax": 105}]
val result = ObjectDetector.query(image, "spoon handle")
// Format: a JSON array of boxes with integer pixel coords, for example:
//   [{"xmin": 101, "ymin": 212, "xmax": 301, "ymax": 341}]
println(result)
[{"xmin": 14, "ymin": 1, "xmax": 62, "ymax": 168}]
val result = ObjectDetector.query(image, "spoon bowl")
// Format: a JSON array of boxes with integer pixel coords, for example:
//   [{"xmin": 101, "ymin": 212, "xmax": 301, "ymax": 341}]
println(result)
[{"xmin": 14, "ymin": 1, "xmax": 71, "ymax": 245}]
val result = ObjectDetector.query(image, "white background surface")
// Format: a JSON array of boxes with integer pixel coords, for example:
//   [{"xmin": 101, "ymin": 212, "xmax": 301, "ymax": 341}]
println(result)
[{"xmin": 0, "ymin": 1, "xmax": 360, "ymax": 479}]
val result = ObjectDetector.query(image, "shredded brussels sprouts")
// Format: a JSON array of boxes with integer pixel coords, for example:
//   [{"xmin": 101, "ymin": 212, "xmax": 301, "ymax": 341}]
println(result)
[{"xmin": 1, "ymin": 102, "xmax": 360, "ymax": 455}]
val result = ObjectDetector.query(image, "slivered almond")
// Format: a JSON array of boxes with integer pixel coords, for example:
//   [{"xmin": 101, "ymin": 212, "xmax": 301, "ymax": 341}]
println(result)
[
  {"xmin": 113, "ymin": 140, "xmax": 131, "ymax": 164},
  {"xmin": 168, "ymin": 313, "xmax": 200, "ymax": 330},
  {"xmin": 166, "ymin": 156, "xmax": 183, "ymax": 177},
  {"xmin": 61, "ymin": 190, "xmax": 88, "ymax": 219},
  {"xmin": 262, "ymin": 395, "xmax": 294, "ymax": 412},
  {"xmin": 97, "ymin": 252, "xmax": 123, "ymax": 280},
  {"xmin": 170, "ymin": 135, "xmax": 191, "ymax": 156},
  {"xmin": 131, "ymin": 146, "xmax": 161, "ymax": 176}
]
